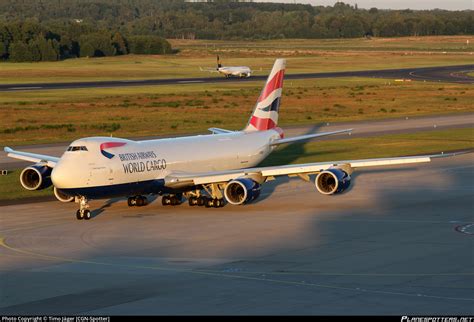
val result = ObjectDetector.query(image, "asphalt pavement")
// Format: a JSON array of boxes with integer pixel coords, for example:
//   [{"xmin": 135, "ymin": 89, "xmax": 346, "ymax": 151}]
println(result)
[{"xmin": 1, "ymin": 64, "xmax": 472, "ymax": 92}]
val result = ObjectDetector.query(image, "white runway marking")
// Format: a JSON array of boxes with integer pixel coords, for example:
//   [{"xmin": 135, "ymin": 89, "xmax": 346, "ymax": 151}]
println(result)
[{"xmin": 8, "ymin": 86, "xmax": 43, "ymax": 90}]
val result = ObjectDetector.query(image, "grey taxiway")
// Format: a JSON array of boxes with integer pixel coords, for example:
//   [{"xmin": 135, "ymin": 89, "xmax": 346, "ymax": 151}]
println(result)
[
  {"xmin": 0, "ymin": 152, "xmax": 473, "ymax": 314},
  {"xmin": 0, "ymin": 64, "xmax": 473, "ymax": 93}
]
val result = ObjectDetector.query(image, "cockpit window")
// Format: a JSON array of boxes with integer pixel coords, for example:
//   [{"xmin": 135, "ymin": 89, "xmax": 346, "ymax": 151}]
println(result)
[{"xmin": 67, "ymin": 146, "xmax": 88, "ymax": 152}]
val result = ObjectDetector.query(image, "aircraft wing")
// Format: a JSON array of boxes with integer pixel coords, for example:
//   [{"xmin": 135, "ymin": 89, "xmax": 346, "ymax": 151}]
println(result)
[
  {"xmin": 271, "ymin": 129, "xmax": 352, "ymax": 146},
  {"xmin": 164, "ymin": 152, "xmax": 456, "ymax": 188},
  {"xmin": 4, "ymin": 147, "xmax": 59, "ymax": 167}
]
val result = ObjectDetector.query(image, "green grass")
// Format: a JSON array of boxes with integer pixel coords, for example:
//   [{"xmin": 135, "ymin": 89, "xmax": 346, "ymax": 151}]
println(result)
[
  {"xmin": 171, "ymin": 36, "xmax": 474, "ymax": 53},
  {"xmin": 1, "ymin": 127, "xmax": 472, "ymax": 202},
  {"xmin": 0, "ymin": 170, "xmax": 53, "ymax": 201},
  {"xmin": 1, "ymin": 77, "xmax": 473, "ymax": 146},
  {"xmin": 261, "ymin": 128, "xmax": 474, "ymax": 166}
]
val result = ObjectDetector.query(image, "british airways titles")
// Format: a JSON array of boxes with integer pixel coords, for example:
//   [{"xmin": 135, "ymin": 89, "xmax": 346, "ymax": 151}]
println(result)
[{"xmin": 119, "ymin": 151, "xmax": 167, "ymax": 174}]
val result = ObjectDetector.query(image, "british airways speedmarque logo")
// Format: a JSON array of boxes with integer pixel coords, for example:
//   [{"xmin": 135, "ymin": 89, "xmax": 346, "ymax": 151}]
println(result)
[{"xmin": 100, "ymin": 142, "xmax": 127, "ymax": 159}]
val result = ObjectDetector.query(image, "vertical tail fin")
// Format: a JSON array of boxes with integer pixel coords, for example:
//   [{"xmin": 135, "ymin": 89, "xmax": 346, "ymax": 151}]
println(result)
[{"xmin": 244, "ymin": 58, "xmax": 286, "ymax": 132}]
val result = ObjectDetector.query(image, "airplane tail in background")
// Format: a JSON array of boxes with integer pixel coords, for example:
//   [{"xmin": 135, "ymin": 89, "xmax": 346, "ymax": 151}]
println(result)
[{"xmin": 244, "ymin": 58, "xmax": 286, "ymax": 132}]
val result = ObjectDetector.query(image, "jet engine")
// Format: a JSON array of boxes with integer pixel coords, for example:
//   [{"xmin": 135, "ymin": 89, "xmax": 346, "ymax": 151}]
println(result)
[
  {"xmin": 224, "ymin": 178, "xmax": 261, "ymax": 205},
  {"xmin": 315, "ymin": 168, "xmax": 351, "ymax": 195},
  {"xmin": 54, "ymin": 186, "xmax": 74, "ymax": 203},
  {"xmin": 20, "ymin": 164, "xmax": 52, "ymax": 190}
]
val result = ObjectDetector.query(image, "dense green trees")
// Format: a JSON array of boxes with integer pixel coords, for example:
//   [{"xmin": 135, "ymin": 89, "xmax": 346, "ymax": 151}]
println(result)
[
  {"xmin": 0, "ymin": 20, "xmax": 173, "ymax": 62},
  {"xmin": 79, "ymin": 33, "xmax": 116, "ymax": 57},
  {"xmin": 0, "ymin": 0, "xmax": 471, "ymax": 62},
  {"xmin": 128, "ymin": 36, "xmax": 172, "ymax": 55}
]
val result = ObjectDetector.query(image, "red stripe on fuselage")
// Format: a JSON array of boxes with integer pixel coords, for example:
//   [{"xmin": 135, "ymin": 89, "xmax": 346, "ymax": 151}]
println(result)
[
  {"xmin": 100, "ymin": 142, "xmax": 127, "ymax": 150},
  {"xmin": 249, "ymin": 116, "xmax": 276, "ymax": 131},
  {"xmin": 258, "ymin": 70, "xmax": 285, "ymax": 103}
]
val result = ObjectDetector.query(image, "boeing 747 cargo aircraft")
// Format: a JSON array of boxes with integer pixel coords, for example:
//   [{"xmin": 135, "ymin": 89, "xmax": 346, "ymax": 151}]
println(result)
[{"xmin": 5, "ymin": 59, "xmax": 452, "ymax": 220}]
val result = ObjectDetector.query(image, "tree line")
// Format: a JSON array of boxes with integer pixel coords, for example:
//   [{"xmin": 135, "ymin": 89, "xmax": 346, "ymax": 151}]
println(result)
[
  {"xmin": 0, "ymin": 20, "xmax": 173, "ymax": 62},
  {"xmin": 0, "ymin": 0, "xmax": 472, "ymax": 62}
]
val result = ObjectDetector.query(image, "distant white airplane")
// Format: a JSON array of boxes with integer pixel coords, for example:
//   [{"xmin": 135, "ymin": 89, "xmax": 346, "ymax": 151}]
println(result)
[
  {"xmin": 5, "ymin": 59, "xmax": 453, "ymax": 220},
  {"xmin": 200, "ymin": 55, "xmax": 252, "ymax": 78}
]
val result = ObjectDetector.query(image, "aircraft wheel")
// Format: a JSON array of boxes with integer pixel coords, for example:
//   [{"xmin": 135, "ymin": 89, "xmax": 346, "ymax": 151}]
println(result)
[
  {"xmin": 127, "ymin": 197, "xmax": 135, "ymax": 207},
  {"xmin": 170, "ymin": 197, "xmax": 177, "ymax": 206},
  {"xmin": 218, "ymin": 199, "xmax": 225, "ymax": 207},
  {"xmin": 76, "ymin": 210, "xmax": 84, "ymax": 220},
  {"xmin": 83, "ymin": 210, "xmax": 91, "ymax": 220},
  {"xmin": 162, "ymin": 196, "xmax": 170, "ymax": 206},
  {"xmin": 205, "ymin": 198, "xmax": 214, "ymax": 208},
  {"xmin": 197, "ymin": 196, "xmax": 206, "ymax": 207},
  {"xmin": 188, "ymin": 197, "xmax": 197, "ymax": 206},
  {"xmin": 136, "ymin": 196, "xmax": 147, "ymax": 207}
]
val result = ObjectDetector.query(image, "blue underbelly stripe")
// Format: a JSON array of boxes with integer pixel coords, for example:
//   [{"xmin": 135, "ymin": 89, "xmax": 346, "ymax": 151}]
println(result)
[{"xmin": 58, "ymin": 179, "xmax": 167, "ymax": 199}]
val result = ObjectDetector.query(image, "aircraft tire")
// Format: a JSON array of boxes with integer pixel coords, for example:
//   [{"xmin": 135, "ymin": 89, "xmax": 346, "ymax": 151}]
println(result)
[
  {"xmin": 127, "ymin": 197, "xmax": 135, "ymax": 207},
  {"xmin": 136, "ymin": 196, "xmax": 145, "ymax": 207},
  {"xmin": 76, "ymin": 210, "xmax": 84, "ymax": 220},
  {"xmin": 197, "ymin": 197, "xmax": 206, "ymax": 207},
  {"xmin": 218, "ymin": 199, "xmax": 225, "ymax": 207},
  {"xmin": 188, "ymin": 197, "xmax": 197, "ymax": 206},
  {"xmin": 205, "ymin": 198, "xmax": 213, "ymax": 208},
  {"xmin": 83, "ymin": 210, "xmax": 91, "ymax": 220}
]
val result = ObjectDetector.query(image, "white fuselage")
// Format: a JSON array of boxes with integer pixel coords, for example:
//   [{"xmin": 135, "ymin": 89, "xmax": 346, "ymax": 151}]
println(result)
[
  {"xmin": 218, "ymin": 66, "xmax": 252, "ymax": 77},
  {"xmin": 51, "ymin": 129, "xmax": 280, "ymax": 190}
]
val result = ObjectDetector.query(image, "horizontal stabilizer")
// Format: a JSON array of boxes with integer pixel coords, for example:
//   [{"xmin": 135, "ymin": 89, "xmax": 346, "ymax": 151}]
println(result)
[
  {"xmin": 200, "ymin": 67, "xmax": 219, "ymax": 73},
  {"xmin": 271, "ymin": 128, "xmax": 352, "ymax": 146},
  {"xmin": 208, "ymin": 127, "xmax": 234, "ymax": 134}
]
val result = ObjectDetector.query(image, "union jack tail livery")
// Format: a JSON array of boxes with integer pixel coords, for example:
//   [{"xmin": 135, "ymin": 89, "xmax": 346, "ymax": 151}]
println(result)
[{"xmin": 244, "ymin": 58, "xmax": 286, "ymax": 132}]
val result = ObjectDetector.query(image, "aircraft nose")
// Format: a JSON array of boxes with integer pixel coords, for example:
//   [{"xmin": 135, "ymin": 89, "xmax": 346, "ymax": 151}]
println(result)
[{"xmin": 51, "ymin": 163, "xmax": 69, "ymax": 189}]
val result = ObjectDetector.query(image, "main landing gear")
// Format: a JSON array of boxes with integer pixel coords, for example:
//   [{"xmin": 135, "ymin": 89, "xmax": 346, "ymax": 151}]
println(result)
[
  {"xmin": 161, "ymin": 193, "xmax": 183, "ymax": 206},
  {"xmin": 161, "ymin": 190, "xmax": 226, "ymax": 209},
  {"xmin": 162, "ymin": 183, "xmax": 227, "ymax": 209},
  {"xmin": 76, "ymin": 196, "xmax": 91, "ymax": 220},
  {"xmin": 188, "ymin": 196, "xmax": 225, "ymax": 208},
  {"xmin": 127, "ymin": 195, "xmax": 148, "ymax": 207}
]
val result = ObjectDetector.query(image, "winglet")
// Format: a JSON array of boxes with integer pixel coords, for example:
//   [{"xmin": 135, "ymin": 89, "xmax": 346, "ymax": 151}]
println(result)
[
  {"xmin": 208, "ymin": 127, "xmax": 234, "ymax": 134},
  {"xmin": 429, "ymin": 149, "xmax": 473, "ymax": 159}
]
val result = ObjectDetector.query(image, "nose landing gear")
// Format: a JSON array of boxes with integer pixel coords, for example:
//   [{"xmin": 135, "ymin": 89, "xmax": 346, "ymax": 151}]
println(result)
[{"xmin": 76, "ymin": 196, "xmax": 91, "ymax": 220}]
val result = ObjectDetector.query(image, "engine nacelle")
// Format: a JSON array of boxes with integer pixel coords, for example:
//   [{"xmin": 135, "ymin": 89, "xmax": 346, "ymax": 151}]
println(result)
[
  {"xmin": 315, "ymin": 168, "xmax": 351, "ymax": 195},
  {"xmin": 54, "ymin": 186, "xmax": 74, "ymax": 203},
  {"xmin": 224, "ymin": 178, "xmax": 261, "ymax": 205},
  {"xmin": 20, "ymin": 165, "xmax": 52, "ymax": 191}
]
